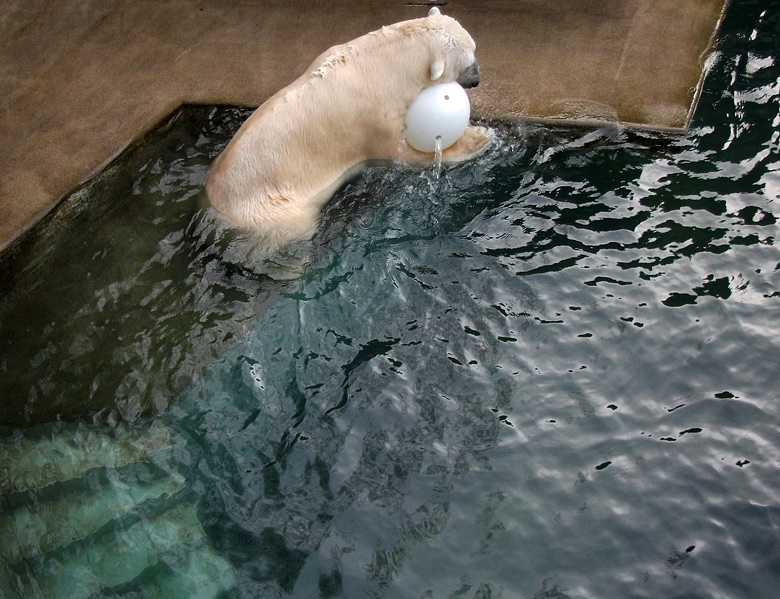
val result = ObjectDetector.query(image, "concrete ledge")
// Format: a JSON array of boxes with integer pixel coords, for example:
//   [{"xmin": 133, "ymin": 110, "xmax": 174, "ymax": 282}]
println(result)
[{"xmin": 0, "ymin": 0, "xmax": 727, "ymax": 252}]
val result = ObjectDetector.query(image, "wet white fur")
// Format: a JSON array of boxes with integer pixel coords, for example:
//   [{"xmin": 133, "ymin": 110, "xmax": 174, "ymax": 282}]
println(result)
[{"xmin": 206, "ymin": 8, "xmax": 487, "ymax": 251}]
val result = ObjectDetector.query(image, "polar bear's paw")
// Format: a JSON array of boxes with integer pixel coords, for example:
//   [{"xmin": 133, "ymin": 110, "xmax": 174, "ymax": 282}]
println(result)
[
  {"xmin": 441, "ymin": 125, "xmax": 492, "ymax": 163},
  {"xmin": 399, "ymin": 125, "xmax": 491, "ymax": 165}
]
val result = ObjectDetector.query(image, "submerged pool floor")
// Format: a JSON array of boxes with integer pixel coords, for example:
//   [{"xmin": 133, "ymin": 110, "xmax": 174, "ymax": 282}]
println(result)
[{"xmin": 1, "ymin": 2, "xmax": 780, "ymax": 597}]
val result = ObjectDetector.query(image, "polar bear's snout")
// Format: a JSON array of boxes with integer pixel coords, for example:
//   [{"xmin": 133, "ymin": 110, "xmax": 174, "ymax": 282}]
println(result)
[{"xmin": 457, "ymin": 61, "xmax": 480, "ymax": 89}]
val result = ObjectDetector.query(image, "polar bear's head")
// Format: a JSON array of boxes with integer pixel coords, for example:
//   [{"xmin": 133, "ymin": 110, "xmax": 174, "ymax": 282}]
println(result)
[
  {"xmin": 388, "ymin": 7, "xmax": 480, "ymax": 90},
  {"xmin": 422, "ymin": 7, "xmax": 480, "ymax": 89}
]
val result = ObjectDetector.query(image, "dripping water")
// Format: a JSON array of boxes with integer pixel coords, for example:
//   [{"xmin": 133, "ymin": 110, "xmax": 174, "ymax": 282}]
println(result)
[{"xmin": 432, "ymin": 135, "xmax": 443, "ymax": 180}]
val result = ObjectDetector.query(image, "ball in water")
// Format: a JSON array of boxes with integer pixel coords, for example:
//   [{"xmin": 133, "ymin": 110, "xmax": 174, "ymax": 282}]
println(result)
[{"xmin": 404, "ymin": 82, "xmax": 470, "ymax": 153}]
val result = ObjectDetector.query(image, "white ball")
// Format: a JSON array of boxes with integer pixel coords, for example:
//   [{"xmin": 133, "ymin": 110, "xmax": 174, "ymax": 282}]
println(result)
[{"xmin": 404, "ymin": 82, "xmax": 470, "ymax": 153}]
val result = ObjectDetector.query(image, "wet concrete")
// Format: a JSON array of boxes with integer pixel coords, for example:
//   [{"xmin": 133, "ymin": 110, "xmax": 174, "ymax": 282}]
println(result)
[{"xmin": 0, "ymin": 0, "xmax": 727, "ymax": 251}]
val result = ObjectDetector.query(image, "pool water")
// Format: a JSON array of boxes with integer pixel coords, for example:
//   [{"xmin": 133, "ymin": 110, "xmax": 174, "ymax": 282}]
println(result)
[{"xmin": 1, "ymin": 1, "xmax": 779, "ymax": 597}]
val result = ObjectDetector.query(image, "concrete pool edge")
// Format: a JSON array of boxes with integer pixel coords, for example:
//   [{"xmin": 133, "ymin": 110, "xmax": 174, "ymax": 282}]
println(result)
[{"xmin": 0, "ymin": 102, "xmax": 187, "ymax": 259}]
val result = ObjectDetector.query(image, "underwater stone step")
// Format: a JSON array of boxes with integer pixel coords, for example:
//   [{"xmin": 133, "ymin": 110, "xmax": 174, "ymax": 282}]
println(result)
[
  {"xmin": 21, "ymin": 502, "xmax": 209, "ymax": 599},
  {"xmin": 0, "ymin": 472, "xmax": 185, "ymax": 564},
  {"xmin": 118, "ymin": 543, "xmax": 236, "ymax": 599},
  {"xmin": 0, "ymin": 426, "xmax": 171, "ymax": 495}
]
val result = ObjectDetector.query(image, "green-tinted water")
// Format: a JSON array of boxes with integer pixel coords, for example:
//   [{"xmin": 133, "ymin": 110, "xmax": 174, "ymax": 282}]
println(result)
[{"xmin": 1, "ymin": 1, "xmax": 779, "ymax": 597}]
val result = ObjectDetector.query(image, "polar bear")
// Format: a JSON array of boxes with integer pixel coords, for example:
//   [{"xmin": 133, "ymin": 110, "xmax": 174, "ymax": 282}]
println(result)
[{"xmin": 206, "ymin": 7, "xmax": 490, "ymax": 251}]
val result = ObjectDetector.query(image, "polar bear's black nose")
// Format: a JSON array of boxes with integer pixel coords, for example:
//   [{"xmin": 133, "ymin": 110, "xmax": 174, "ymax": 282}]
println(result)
[{"xmin": 457, "ymin": 61, "xmax": 480, "ymax": 88}]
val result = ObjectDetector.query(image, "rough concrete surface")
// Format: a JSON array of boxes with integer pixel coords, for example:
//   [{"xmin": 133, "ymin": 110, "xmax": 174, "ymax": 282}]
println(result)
[{"xmin": 0, "ymin": 0, "xmax": 728, "ymax": 251}]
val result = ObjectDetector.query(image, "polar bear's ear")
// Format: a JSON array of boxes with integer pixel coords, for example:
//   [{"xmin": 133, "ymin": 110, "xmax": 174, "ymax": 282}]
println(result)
[
  {"xmin": 430, "ymin": 59, "xmax": 445, "ymax": 81},
  {"xmin": 428, "ymin": 7, "xmax": 444, "ymax": 80}
]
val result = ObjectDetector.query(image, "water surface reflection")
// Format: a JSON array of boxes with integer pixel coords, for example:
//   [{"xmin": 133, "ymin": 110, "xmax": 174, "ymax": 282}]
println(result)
[{"xmin": 1, "ymin": 1, "xmax": 780, "ymax": 597}]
